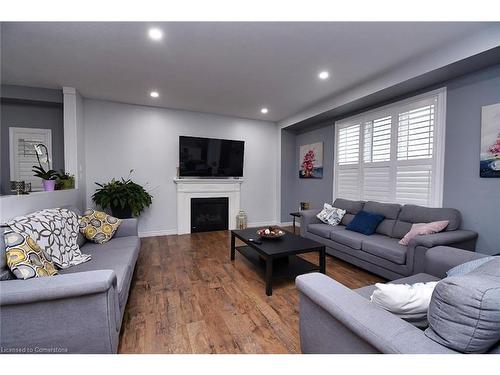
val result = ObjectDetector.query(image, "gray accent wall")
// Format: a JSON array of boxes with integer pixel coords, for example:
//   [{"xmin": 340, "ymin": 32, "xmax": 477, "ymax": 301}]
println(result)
[
  {"xmin": 443, "ymin": 65, "xmax": 500, "ymax": 254},
  {"xmin": 280, "ymin": 124, "xmax": 334, "ymax": 221},
  {"xmin": 281, "ymin": 64, "xmax": 500, "ymax": 254},
  {"xmin": 0, "ymin": 85, "xmax": 64, "ymax": 195}
]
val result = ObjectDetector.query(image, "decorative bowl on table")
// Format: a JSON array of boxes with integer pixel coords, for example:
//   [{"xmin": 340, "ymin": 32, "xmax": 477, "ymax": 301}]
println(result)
[{"xmin": 257, "ymin": 226, "xmax": 285, "ymax": 239}]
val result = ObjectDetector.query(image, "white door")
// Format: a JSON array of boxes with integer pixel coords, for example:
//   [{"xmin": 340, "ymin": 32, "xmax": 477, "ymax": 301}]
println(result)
[{"xmin": 9, "ymin": 127, "xmax": 53, "ymax": 192}]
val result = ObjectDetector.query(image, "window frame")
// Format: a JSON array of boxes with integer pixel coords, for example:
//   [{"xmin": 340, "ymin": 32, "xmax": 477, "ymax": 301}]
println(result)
[{"xmin": 333, "ymin": 87, "xmax": 447, "ymax": 207}]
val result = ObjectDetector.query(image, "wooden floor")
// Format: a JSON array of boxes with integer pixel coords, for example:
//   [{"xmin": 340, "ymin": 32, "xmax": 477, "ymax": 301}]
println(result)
[{"xmin": 118, "ymin": 228, "xmax": 383, "ymax": 353}]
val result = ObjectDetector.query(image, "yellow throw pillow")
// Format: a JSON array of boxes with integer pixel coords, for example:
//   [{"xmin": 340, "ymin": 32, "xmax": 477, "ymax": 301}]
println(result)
[
  {"xmin": 79, "ymin": 209, "xmax": 122, "ymax": 244},
  {"xmin": 4, "ymin": 231, "xmax": 58, "ymax": 279}
]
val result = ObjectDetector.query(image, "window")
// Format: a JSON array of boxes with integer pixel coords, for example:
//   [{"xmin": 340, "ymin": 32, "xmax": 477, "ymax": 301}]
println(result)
[
  {"xmin": 9, "ymin": 127, "xmax": 53, "ymax": 191},
  {"xmin": 334, "ymin": 89, "xmax": 446, "ymax": 207}
]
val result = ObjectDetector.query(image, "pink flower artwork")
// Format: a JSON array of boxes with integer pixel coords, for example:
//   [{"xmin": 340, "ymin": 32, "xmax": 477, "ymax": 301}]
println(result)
[{"xmin": 299, "ymin": 142, "xmax": 323, "ymax": 178}]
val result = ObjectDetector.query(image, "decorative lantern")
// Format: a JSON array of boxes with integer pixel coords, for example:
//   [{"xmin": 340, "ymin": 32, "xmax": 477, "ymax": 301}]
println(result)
[
  {"xmin": 236, "ymin": 209, "xmax": 248, "ymax": 229},
  {"xmin": 10, "ymin": 181, "xmax": 25, "ymax": 195}
]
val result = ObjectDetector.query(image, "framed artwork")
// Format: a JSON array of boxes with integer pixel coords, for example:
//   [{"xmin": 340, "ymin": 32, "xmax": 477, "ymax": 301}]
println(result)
[
  {"xmin": 299, "ymin": 142, "xmax": 323, "ymax": 178},
  {"xmin": 480, "ymin": 102, "xmax": 500, "ymax": 178}
]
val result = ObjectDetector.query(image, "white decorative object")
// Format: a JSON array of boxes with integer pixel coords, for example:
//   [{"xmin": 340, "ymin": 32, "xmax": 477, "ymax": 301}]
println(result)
[
  {"xmin": 236, "ymin": 209, "xmax": 247, "ymax": 229},
  {"xmin": 173, "ymin": 178, "xmax": 243, "ymax": 234},
  {"xmin": 316, "ymin": 203, "xmax": 346, "ymax": 226},
  {"xmin": 370, "ymin": 281, "xmax": 438, "ymax": 320}
]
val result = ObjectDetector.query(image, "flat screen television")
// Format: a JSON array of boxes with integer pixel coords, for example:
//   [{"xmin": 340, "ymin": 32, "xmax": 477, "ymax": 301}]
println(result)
[{"xmin": 179, "ymin": 136, "xmax": 245, "ymax": 177}]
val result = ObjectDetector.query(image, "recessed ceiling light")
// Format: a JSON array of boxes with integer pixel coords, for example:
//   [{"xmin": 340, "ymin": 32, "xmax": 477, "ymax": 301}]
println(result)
[
  {"xmin": 318, "ymin": 71, "xmax": 330, "ymax": 80},
  {"xmin": 148, "ymin": 28, "xmax": 163, "ymax": 41},
  {"xmin": 260, "ymin": 108, "xmax": 268, "ymax": 114},
  {"xmin": 150, "ymin": 91, "xmax": 159, "ymax": 98}
]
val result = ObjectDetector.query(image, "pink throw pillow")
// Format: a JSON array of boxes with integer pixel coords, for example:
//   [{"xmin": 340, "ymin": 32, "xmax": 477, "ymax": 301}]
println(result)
[{"xmin": 399, "ymin": 220, "xmax": 450, "ymax": 246}]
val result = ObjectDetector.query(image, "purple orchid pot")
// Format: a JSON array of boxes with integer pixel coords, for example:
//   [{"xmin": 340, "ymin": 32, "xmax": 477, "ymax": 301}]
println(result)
[{"xmin": 42, "ymin": 179, "xmax": 56, "ymax": 192}]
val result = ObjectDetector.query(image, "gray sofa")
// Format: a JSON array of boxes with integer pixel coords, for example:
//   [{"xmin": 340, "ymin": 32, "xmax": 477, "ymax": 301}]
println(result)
[
  {"xmin": 297, "ymin": 246, "xmax": 499, "ymax": 354},
  {"xmin": 0, "ymin": 206, "xmax": 140, "ymax": 354},
  {"xmin": 300, "ymin": 198, "xmax": 478, "ymax": 280}
]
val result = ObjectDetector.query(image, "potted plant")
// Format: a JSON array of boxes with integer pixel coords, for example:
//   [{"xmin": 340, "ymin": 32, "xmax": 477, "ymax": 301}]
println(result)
[
  {"xmin": 32, "ymin": 165, "xmax": 58, "ymax": 191},
  {"xmin": 56, "ymin": 171, "xmax": 75, "ymax": 190},
  {"xmin": 92, "ymin": 170, "xmax": 153, "ymax": 218}
]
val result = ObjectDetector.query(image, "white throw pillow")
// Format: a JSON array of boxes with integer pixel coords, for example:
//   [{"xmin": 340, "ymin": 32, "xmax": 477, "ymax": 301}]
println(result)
[
  {"xmin": 370, "ymin": 281, "xmax": 438, "ymax": 321},
  {"xmin": 7, "ymin": 208, "xmax": 91, "ymax": 269},
  {"xmin": 316, "ymin": 203, "xmax": 346, "ymax": 226}
]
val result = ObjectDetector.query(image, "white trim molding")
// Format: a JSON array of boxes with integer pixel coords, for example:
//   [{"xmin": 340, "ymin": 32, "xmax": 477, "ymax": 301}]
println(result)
[
  {"xmin": 139, "ymin": 229, "xmax": 178, "ymax": 238},
  {"xmin": 173, "ymin": 178, "xmax": 243, "ymax": 234}
]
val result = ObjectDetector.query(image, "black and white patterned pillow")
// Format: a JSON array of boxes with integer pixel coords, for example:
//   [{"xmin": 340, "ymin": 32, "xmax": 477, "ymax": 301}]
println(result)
[
  {"xmin": 7, "ymin": 208, "xmax": 91, "ymax": 269},
  {"xmin": 316, "ymin": 203, "xmax": 346, "ymax": 226}
]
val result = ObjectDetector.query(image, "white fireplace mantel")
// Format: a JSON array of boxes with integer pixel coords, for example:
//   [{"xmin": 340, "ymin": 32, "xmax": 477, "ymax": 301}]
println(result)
[{"xmin": 173, "ymin": 178, "xmax": 243, "ymax": 234}]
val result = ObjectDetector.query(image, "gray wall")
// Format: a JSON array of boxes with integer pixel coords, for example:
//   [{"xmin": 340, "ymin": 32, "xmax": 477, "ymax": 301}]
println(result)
[
  {"xmin": 443, "ymin": 65, "xmax": 500, "ymax": 254},
  {"xmin": 280, "ymin": 129, "xmax": 297, "ymax": 220},
  {"xmin": 84, "ymin": 99, "xmax": 279, "ymax": 236},
  {"xmin": 0, "ymin": 85, "xmax": 64, "ymax": 195},
  {"xmin": 280, "ymin": 124, "xmax": 334, "ymax": 221},
  {"xmin": 281, "ymin": 64, "xmax": 500, "ymax": 254}
]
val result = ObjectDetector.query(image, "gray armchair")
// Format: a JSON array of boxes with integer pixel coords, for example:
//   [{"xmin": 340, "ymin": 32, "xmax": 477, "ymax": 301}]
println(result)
[{"xmin": 296, "ymin": 246, "xmax": 489, "ymax": 354}]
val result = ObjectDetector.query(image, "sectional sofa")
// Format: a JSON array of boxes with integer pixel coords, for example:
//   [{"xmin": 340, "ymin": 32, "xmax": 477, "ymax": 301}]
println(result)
[
  {"xmin": 0, "ymin": 206, "xmax": 140, "ymax": 354},
  {"xmin": 300, "ymin": 198, "xmax": 478, "ymax": 280}
]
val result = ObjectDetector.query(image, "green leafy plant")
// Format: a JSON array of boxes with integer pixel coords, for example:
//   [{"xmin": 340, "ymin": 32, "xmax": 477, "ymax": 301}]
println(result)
[
  {"xmin": 32, "ymin": 165, "xmax": 58, "ymax": 180},
  {"xmin": 56, "ymin": 170, "xmax": 74, "ymax": 180},
  {"xmin": 55, "ymin": 170, "xmax": 75, "ymax": 190},
  {"xmin": 92, "ymin": 170, "xmax": 153, "ymax": 217}
]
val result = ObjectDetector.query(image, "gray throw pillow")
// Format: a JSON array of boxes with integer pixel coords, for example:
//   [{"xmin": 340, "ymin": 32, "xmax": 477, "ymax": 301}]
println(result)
[
  {"xmin": 446, "ymin": 256, "xmax": 495, "ymax": 277},
  {"xmin": 425, "ymin": 258, "xmax": 500, "ymax": 353}
]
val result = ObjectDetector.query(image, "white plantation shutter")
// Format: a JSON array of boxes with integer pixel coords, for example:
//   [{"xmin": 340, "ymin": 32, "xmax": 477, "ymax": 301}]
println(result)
[
  {"xmin": 334, "ymin": 89, "xmax": 445, "ymax": 207},
  {"xmin": 397, "ymin": 105, "xmax": 434, "ymax": 160},
  {"xmin": 363, "ymin": 166, "xmax": 391, "ymax": 202},
  {"xmin": 364, "ymin": 116, "xmax": 392, "ymax": 163},
  {"xmin": 9, "ymin": 128, "xmax": 52, "ymax": 191},
  {"xmin": 337, "ymin": 168, "xmax": 360, "ymax": 200},
  {"xmin": 336, "ymin": 123, "xmax": 361, "ymax": 200},
  {"xmin": 337, "ymin": 124, "xmax": 360, "ymax": 165},
  {"xmin": 396, "ymin": 164, "xmax": 433, "ymax": 205}
]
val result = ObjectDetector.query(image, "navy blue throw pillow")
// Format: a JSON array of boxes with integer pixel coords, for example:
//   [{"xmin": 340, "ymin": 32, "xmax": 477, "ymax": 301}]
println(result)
[{"xmin": 345, "ymin": 210, "xmax": 385, "ymax": 235}]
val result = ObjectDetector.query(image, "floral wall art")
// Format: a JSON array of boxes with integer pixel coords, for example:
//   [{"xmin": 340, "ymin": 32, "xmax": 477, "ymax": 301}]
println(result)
[
  {"xmin": 299, "ymin": 142, "xmax": 323, "ymax": 179},
  {"xmin": 480, "ymin": 102, "xmax": 500, "ymax": 178}
]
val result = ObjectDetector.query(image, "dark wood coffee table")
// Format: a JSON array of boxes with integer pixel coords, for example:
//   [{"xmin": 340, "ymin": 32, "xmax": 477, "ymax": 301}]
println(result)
[{"xmin": 230, "ymin": 227, "xmax": 326, "ymax": 296}]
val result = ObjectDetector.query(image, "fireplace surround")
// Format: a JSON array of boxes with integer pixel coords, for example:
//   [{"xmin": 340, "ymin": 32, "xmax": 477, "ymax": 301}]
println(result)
[{"xmin": 173, "ymin": 178, "xmax": 243, "ymax": 234}]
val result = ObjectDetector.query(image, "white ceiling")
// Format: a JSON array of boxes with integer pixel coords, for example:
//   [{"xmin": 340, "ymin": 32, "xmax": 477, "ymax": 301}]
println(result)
[{"xmin": 0, "ymin": 22, "xmax": 493, "ymax": 122}]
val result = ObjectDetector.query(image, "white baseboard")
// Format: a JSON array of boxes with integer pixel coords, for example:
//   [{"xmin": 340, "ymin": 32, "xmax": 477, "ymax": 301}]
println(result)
[
  {"xmin": 139, "ymin": 229, "xmax": 177, "ymax": 238},
  {"xmin": 279, "ymin": 221, "xmax": 300, "ymax": 227},
  {"xmin": 247, "ymin": 220, "xmax": 278, "ymax": 227},
  {"xmin": 138, "ymin": 218, "xmax": 300, "ymax": 238}
]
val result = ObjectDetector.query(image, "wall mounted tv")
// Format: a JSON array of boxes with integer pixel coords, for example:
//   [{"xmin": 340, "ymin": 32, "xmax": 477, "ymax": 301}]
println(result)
[{"xmin": 179, "ymin": 136, "xmax": 245, "ymax": 177}]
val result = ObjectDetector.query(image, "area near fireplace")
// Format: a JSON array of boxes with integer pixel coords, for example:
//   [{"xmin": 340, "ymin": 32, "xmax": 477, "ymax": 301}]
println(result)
[
  {"xmin": 173, "ymin": 178, "xmax": 243, "ymax": 234},
  {"xmin": 191, "ymin": 197, "xmax": 229, "ymax": 233}
]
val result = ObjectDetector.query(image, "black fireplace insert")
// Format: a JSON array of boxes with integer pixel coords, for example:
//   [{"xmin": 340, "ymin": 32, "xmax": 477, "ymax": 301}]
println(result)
[{"xmin": 191, "ymin": 197, "xmax": 229, "ymax": 233}]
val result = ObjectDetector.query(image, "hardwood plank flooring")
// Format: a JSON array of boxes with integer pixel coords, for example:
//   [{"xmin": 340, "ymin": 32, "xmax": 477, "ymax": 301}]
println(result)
[{"xmin": 118, "ymin": 228, "xmax": 383, "ymax": 353}]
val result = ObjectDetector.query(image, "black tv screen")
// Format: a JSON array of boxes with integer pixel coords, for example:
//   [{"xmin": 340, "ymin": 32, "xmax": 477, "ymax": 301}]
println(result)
[{"xmin": 179, "ymin": 136, "xmax": 245, "ymax": 177}]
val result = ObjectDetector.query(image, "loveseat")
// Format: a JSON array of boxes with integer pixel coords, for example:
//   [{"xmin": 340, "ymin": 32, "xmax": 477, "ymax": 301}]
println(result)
[
  {"xmin": 0, "ymin": 206, "xmax": 140, "ymax": 353},
  {"xmin": 300, "ymin": 198, "xmax": 478, "ymax": 280},
  {"xmin": 296, "ymin": 246, "xmax": 499, "ymax": 354}
]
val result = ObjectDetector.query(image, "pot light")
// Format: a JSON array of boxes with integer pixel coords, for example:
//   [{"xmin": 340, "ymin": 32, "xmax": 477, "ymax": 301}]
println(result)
[
  {"xmin": 148, "ymin": 28, "xmax": 163, "ymax": 41},
  {"xmin": 318, "ymin": 71, "xmax": 330, "ymax": 80},
  {"xmin": 150, "ymin": 91, "xmax": 159, "ymax": 98},
  {"xmin": 260, "ymin": 108, "xmax": 268, "ymax": 114}
]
